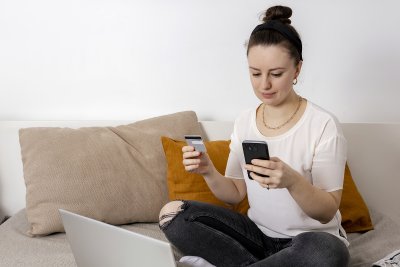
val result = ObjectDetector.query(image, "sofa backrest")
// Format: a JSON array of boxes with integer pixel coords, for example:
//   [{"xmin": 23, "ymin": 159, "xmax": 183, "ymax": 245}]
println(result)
[{"xmin": 1, "ymin": 121, "xmax": 400, "ymax": 225}]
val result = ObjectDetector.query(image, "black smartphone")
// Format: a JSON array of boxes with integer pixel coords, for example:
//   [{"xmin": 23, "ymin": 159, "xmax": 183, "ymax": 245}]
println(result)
[{"xmin": 242, "ymin": 140, "xmax": 270, "ymax": 180}]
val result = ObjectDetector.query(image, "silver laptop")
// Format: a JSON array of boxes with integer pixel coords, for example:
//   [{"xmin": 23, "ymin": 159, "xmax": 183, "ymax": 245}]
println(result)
[{"xmin": 59, "ymin": 209, "xmax": 177, "ymax": 267}]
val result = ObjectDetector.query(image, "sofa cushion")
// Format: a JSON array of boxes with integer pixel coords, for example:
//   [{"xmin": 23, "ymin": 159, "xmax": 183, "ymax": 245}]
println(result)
[
  {"xmin": 19, "ymin": 111, "xmax": 203, "ymax": 236},
  {"xmin": 339, "ymin": 164, "xmax": 374, "ymax": 232},
  {"xmin": 0, "ymin": 209, "xmax": 185, "ymax": 266},
  {"xmin": 161, "ymin": 137, "xmax": 373, "ymax": 233}
]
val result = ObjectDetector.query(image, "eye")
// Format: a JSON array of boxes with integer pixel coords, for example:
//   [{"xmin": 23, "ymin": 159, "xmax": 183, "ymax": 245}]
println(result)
[
  {"xmin": 251, "ymin": 73, "xmax": 261, "ymax": 77},
  {"xmin": 271, "ymin": 73, "xmax": 283, "ymax": 77}
]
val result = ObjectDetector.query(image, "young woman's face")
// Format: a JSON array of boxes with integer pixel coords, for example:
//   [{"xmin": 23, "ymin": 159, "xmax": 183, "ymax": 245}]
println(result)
[{"xmin": 247, "ymin": 45, "xmax": 301, "ymax": 106}]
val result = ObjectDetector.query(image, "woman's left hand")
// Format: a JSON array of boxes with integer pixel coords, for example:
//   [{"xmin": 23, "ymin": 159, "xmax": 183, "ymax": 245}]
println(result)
[{"xmin": 244, "ymin": 157, "xmax": 301, "ymax": 189}]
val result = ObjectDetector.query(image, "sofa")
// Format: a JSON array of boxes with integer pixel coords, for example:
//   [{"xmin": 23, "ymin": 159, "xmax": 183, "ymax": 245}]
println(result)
[{"xmin": 0, "ymin": 111, "xmax": 400, "ymax": 266}]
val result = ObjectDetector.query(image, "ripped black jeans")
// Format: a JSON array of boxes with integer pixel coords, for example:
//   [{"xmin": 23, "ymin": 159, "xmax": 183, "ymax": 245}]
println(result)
[{"xmin": 160, "ymin": 200, "xmax": 349, "ymax": 267}]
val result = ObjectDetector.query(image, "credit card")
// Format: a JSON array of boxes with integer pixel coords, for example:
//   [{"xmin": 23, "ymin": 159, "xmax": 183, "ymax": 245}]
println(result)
[{"xmin": 184, "ymin": 135, "xmax": 207, "ymax": 153}]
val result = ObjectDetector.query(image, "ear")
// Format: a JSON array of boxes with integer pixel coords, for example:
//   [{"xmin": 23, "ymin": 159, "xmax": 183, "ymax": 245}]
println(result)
[{"xmin": 294, "ymin": 61, "xmax": 303, "ymax": 79}]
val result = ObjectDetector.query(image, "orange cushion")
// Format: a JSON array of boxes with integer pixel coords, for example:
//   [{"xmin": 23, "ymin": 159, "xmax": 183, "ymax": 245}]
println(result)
[
  {"xmin": 161, "ymin": 137, "xmax": 373, "ymax": 233},
  {"xmin": 339, "ymin": 164, "xmax": 374, "ymax": 232}
]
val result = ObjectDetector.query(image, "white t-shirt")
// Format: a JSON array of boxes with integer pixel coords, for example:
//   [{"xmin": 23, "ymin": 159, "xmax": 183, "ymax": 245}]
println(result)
[{"xmin": 225, "ymin": 100, "xmax": 348, "ymax": 245}]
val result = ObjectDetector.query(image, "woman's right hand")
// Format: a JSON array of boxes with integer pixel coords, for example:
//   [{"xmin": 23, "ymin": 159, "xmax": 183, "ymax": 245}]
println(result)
[{"xmin": 182, "ymin": 146, "xmax": 213, "ymax": 175}]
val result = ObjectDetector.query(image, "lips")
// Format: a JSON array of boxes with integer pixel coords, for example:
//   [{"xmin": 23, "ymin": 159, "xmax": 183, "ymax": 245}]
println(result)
[{"xmin": 262, "ymin": 92, "xmax": 276, "ymax": 99}]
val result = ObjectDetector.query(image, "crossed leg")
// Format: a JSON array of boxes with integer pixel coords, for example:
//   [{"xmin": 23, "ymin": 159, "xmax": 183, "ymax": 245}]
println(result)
[{"xmin": 158, "ymin": 200, "xmax": 266, "ymax": 267}]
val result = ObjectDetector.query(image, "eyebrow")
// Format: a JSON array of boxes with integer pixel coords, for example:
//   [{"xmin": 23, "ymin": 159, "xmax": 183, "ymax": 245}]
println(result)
[{"xmin": 249, "ymin": 67, "xmax": 286, "ymax": 71}]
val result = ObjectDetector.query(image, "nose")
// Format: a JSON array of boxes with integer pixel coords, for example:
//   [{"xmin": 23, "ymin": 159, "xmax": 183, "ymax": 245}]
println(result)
[{"xmin": 260, "ymin": 75, "xmax": 272, "ymax": 91}]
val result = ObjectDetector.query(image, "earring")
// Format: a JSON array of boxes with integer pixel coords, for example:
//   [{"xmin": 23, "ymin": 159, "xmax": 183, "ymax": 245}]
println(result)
[{"xmin": 293, "ymin": 78, "xmax": 298, "ymax": 85}]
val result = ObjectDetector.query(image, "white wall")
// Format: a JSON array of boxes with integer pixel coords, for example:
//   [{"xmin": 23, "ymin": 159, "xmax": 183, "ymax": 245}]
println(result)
[{"xmin": 0, "ymin": 0, "xmax": 399, "ymax": 122}]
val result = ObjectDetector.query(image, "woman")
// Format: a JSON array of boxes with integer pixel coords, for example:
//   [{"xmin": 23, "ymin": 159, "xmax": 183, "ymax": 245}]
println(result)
[{"xmin": 159, "ymin": 5, "xmax": 350, "ymax": 267}]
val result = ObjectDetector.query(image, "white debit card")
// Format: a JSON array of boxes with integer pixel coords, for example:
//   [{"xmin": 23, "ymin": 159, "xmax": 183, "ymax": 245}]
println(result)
[{"xmin": 184, "ymin": 135, "xmax": 207, "ymax": 153}]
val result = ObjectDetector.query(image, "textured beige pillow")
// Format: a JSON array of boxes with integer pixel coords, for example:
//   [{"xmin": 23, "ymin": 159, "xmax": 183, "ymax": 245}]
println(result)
[{"xmin": 19, "ymin": 111, "xmax": 203, "ymax": 236}]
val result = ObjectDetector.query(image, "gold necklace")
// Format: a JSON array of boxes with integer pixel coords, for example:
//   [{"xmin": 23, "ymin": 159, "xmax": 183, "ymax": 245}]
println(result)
[{"xmin": 262, "ymin": 96, "xmax": 303, "ymax": 130}]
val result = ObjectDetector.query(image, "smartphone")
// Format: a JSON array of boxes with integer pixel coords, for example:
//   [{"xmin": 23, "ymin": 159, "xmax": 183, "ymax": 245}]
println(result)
[
  {"xmin": 242, "ymin": 140, "xmax": 270, "ymax": 180},
  {"xmin": 184, "ymin": 135, "xmax": 207, "ymax": 153}
]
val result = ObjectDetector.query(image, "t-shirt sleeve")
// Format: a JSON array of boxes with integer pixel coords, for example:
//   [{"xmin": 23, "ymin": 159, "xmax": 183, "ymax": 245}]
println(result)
[
  {"xmin": 311, "ymin": 120, "xmax": 347, "ymax": 192},
  {"xmin": 225, "ymin": 117, "xmax": 245, "ymax": 180}
]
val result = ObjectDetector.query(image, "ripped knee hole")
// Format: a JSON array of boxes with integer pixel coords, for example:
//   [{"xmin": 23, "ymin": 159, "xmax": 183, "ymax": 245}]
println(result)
[{"xmin": 159, "ymin": 201, "xmax": 185, "ymax": 228}]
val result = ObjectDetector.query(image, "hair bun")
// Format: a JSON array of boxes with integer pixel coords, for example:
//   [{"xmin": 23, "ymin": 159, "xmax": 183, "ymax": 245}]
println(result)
[{"xmin": 262, "ymin": 5, "xmax": 292, "ymax": 24}]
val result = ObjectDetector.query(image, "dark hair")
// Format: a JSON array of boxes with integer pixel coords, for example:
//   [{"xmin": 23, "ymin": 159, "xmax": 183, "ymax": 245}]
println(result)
[{"xmin": 247, "ymin": 6, "xmax": 302, "ymax": 65}]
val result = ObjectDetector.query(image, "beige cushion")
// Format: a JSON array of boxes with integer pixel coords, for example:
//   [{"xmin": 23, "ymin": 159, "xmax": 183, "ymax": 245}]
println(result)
[{"xmin": 19, "ymin": 111, "xmax": 203, "ymax": 236}]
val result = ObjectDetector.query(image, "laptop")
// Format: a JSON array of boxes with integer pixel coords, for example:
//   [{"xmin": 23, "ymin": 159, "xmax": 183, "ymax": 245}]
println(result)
[{"xmin": 59, "ymin": 209, "xmax": 177, "ymax": 267}]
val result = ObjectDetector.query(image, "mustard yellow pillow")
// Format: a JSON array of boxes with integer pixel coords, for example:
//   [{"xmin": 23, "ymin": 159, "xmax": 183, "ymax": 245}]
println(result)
[
  {"xmin": 339, "ymin": 164, "xmax": 374, "ymax": 232},
  {"xmin": 161, "ymin": 137, "xmax": 373, "ymax": 233},
  {"xmin": 161, "ymin": 137, "xmax": 249, "ymax": 214}
]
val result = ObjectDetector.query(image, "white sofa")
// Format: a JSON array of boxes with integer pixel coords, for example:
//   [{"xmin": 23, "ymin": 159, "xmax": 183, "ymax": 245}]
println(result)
[{"xmin": 1, "ymin": 120, "xmax": 400, "ymax": 266}]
